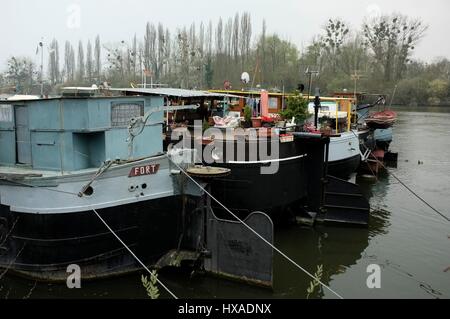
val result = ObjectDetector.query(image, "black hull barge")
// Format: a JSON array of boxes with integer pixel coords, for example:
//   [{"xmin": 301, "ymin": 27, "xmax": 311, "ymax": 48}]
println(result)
[
  {"xmin": 0, "ymin": 195, "xmax": 183, "ymax": 281},
  {"xmin": 0, "ymin": 90, "xmax": 200, "ymax": 282},
  {"xmin": 192, "ymin": 130, "xmax": 370, "ymax": 225}
]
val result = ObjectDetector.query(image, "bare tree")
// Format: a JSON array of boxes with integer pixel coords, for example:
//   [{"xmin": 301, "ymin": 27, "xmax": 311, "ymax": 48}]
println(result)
[
  {"xmin": 144, "ymin": 23, "xmax": 152, "ymax": 72},
  {"xmin": 206, "ymin": 21, "xmax": 213, "ymax": 57},
  {"xmin": 94, "ymin": 35, "xmax": 102, "ymax": 81},
  {"xmin": 177, "ymin": 27, "xmax": 190, "ymax": 88},
  {"xmin": 189, "ymin": 23, "xmax": 196, "ymax": 53},
  {"xmin": 144, "ymin": 22, "xmax": 157, "ymax": 83},
  {"xmin": 164, "ymin": 28, "xmax": 171, "ymax": 75},
  {"xmin": 240, "ymin": 12, "xmax": 252, "ymax": 67},
  {"xmin": 55, "ymin": 41, "xmax": 60, "ymax": 83},
  {"xmin": 337, "ymin": 34, "xmax": 370, "ymax": 76},
  {"xmin": 132, "ymin": 34, "xmax": 138, "ymax": 80},
  {"xmin": 224, "ymin": 18, "xmax": 233, "ymax": 62},
  {"xmin": 216, "ymin": 18, "xmax": 223, "ymax": 54},
  {"xmin": 321, "ymin": 18, "xmax": 350, "ymax": 72},
  {"xmin": 77, "ymin": 41, "xmax": 85, "ymax": 83},
  {"xmin": 198, "ymin": 22, "xmax": 205, "ymax": 56},
  {"xmin": 48, "ymin": 39, "xmax": 60, "ymax": 85},
  {"xmin": 70, "ymin": 46, "xmax": 76, "ymax": 82},
  {"xmin": 6, "ymin": 57, "xmax": 36, "ymax": 93},
  {"xmin": 260, "ymin": 19, "xmax": 267, "ymax": 82},
  {"xmin": 86, "ymin": 40, "xmax": 93, "ymax": 83},
  {"xmin": 363, "ymin": 14, "xmax": 427, "ymax": 81},
  {"xmin": 232, "ymin": 13, "xmax": 240, "ymax": 62},
  {"xmin": 10, "ymin": 11, "xmax": 441, "ymax": 96},
  {"xmin": 122, "ymin": 40, "xmax": 132, "ymax": 79},
  {"xmin": 64, "ymin": 41, "xmax": 75, "ymax": 82},
  {"xmin": 157, "ymin": 23, "xmax": 166, "ymax": 80}
]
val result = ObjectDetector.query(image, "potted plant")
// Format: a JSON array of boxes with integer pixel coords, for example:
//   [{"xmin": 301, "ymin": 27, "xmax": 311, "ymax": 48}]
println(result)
[
  {"xmin": 279, "ymin": 91, "xmax": 309, "ymax": 128},
  {"xmin": 251, "ymin": 117, "xmax": 262, "ymax": 128},
  {"xmin": 243, "ymin": 106, "xmax": 252, "ymax": 128},
  {"xmin": 202, "ymin": 120, "xmax": 211, "ymax": 132}
]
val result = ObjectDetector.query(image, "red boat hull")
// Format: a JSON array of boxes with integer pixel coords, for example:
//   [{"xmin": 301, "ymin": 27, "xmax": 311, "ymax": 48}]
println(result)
[{"xmin": 365, "ymin": 110, "xmax": 397, "ymax": 129}]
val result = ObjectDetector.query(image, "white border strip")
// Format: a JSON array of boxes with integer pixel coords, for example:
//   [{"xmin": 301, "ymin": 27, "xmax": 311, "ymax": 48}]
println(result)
[{"xmin": 228, "ymin": 154, "xmax": 307, "ymax": 165}]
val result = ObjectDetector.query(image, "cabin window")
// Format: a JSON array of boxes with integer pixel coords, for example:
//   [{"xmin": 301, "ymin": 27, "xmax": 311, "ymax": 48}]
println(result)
[
  {"xmin": 111, "ymin": 102, "xmax": 144, "ymax": 127},
  {"xmin": 0, "ymin": 105, "xmax": 13, "ymax": 122},
  {"xmin": 269, "ymin": 98, "xmax": 278, "ymax": 110}
]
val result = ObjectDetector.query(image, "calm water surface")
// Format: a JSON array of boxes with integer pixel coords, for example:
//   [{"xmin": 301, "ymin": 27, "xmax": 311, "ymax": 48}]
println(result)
[{"xmin": 1, "ymin": 107, "xmax": 450, "ymax": 299}]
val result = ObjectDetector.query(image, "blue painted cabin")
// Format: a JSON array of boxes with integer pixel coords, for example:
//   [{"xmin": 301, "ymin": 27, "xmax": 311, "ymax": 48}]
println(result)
[{"xmin": 0, "ymin": 95, "xmax": 164, "ymax": 171}]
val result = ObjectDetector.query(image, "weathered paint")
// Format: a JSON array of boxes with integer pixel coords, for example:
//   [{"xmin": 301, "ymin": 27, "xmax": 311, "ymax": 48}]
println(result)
[{"xmin": 0, "ymin": 96, "xmax": 164, "ymax": 171}]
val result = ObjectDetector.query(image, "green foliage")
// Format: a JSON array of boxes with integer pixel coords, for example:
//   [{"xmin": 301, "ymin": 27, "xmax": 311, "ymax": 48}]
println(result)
[
  {"xmin": 243, "ymin": 106, "xmax": 252, "ymax": 122},
  {"xmin": 255, "ymin": 35, "xmax": 300, "ymax": 90},
  {"xmin": 428, "ymin": 79, "xmax": 449, "ymax": 100},
  {"xmin": 306, "ymin": 264, "xmax": 324, "ymax": 299},
  {"xmin": 141, "ymin": 271, "xmax": 160, "ymax": 299},
  {"xmin": 395, "ymin": 76, "xmax": 430, "ymax": 105},
  {"xmin": 202, "ymin": 120, "xmax": 211, "ymax": 132},
  {"xmin": 280, "ymin": 92, "xmax": 309, "ymax": 124},
  {"xmin": 325, "ymin": 74, "xmax": 354, "ymax": 93}
]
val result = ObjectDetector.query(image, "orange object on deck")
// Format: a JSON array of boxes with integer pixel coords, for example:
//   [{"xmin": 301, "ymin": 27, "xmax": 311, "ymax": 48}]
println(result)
[{"xmin": 260, "ymin": 90, "xmax": 269, "ymax": 117}]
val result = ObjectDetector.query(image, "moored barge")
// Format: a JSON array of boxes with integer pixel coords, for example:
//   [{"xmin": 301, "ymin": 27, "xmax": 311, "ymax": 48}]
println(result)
[{"xmin": 0, "ymin": 88, "xmax": 192, "ymax": 281}]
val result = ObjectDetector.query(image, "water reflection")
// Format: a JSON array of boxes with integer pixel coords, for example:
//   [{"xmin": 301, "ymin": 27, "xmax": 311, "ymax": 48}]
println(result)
[
  {"xmin": 357, "ymin": 172, "xmax": 392, "ymax": 237},
  {"xmin": 2, "ymin": 107, "xmax": 450, "ymax": 299}
]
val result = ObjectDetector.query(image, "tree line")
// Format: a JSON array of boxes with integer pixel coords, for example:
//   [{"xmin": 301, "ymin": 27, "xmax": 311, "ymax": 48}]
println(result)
[{"xmin": 1, "ymin": 12, "xmax": 449, "ymax": 106}]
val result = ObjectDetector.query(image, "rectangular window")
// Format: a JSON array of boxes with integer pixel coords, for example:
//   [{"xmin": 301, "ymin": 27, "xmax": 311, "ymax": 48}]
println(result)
[
  {"xmin": 0, "ymin": 104, "xmax": 13, "ymax": 122},
  {"xmin": 111, "ymin": 102, "xmax": 144, "ymax": 127},
  {"xmin": 269, "ymin": 97, "xmax": 278, "ymax": 110}
]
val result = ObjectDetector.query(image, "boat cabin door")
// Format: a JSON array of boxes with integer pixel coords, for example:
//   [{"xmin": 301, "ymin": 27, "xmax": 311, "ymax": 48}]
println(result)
[{"xmin": 14, "ymin": 106, "xmax": 32, "ymax": 165}]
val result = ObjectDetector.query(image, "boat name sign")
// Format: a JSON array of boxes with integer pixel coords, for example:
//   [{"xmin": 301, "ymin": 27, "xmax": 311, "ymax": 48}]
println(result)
[{"xmin": 129, "ymin": 164, "xmax": 160, "ymax": 177}]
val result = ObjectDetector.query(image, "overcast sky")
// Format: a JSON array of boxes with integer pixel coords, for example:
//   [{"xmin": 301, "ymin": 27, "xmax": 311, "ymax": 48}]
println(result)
[{"xmin": 2, "ymin": 0, "xmax": 449, "ymax": 70}]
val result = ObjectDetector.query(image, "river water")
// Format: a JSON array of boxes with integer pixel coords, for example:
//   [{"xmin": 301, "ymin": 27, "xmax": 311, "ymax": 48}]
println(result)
[{"xmin": 1, "ymin": 107, "xmax": 450, "ymax": 299}]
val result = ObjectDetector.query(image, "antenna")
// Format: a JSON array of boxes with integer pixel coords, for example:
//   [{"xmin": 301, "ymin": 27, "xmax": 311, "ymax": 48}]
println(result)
[
  {"xmin": 350, "ymin": 70, "xmax": 365, "ymax": 105},
  {"xmin": 305, "ymin": 67, "xmax": 319, "ymax": 102}
]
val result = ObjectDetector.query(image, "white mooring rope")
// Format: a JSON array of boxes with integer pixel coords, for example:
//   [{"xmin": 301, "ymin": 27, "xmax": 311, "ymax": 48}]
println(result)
[
  {"xmin": 92, "ymin": 209, "xmax": 179, "ymax": 299},
  {"xmin": 168, "ymin": 157, "xmax": 345, "ymax": 300},
  {"xmin": 2, "ymin": 157, "xmax": 344, "ymax": 298},
  {"xmin": 0, "ymin": 170, "xmax": 180, "ymax": 298}
]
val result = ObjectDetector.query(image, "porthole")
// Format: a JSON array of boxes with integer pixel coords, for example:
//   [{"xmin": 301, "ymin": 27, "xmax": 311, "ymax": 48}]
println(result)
[{"xmin": 83, "ymin": 186, "xmax": 94, "ymax": 196}]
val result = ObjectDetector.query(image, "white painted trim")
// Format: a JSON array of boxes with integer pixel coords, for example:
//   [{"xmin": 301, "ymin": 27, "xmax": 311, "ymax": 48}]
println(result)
[
  {"xmin": 328, "ymin": 130, "xmax": 360, "ymax": 162},
  {"xmin": 9, "ymin": 190, "xmax": 175, "ymax": 214},
  {"xmin": 228, "ymin": 154, "xmax": 307, "ymax": 165}
]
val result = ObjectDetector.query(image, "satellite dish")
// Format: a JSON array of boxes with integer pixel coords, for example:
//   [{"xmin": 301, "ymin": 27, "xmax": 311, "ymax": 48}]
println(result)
[{"xmin": 241, "ymin": 72, "xmax": 250, "ymax": 84}]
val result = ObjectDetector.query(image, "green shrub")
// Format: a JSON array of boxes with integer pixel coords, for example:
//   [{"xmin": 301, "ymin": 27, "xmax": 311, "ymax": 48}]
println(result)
[
  {"xmin": 280, "ymin": 91, "xmax": 309, "ymax": 124},
  {"xmin": 141, "ymin": 271, "xmax": 160, "ymax": 299},
  {"xmin": 202, "ymin": 120, "xmax": 211, "ymax": 132},
  {"xmin": 243, "ymin": 106, "xmax": 252, "ymax": 122}
]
